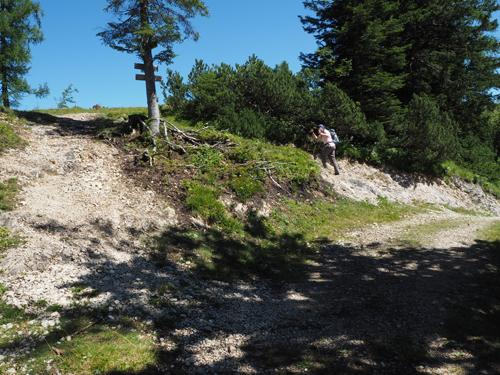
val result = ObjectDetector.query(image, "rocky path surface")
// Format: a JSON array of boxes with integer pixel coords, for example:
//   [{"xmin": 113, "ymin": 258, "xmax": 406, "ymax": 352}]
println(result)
[
  {"xmin": 0, "ymin": 115, "xmax": 176, "ymax": 308},
  {"xmin": 1, "ymin": 115, "xmax": 499, "ymax": 374}
]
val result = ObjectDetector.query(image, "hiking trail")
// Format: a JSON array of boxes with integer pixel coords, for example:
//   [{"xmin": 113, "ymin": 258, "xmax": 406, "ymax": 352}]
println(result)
[{"xmin": 1, "ymin": 114, "xmax": 499, "ymax": 374}]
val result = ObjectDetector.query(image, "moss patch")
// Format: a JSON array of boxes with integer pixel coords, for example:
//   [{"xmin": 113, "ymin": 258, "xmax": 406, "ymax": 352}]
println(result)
[{"xmin": 0, "ymin": 178, "xmax": 20, "ymax": 211}]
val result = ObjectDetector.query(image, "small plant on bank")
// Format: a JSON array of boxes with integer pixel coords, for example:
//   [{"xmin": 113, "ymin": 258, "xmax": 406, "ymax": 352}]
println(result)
[
  {"xmin": 0, "ymin": 122, "xmax": 24, "ymax": 154},
  {"xmin": 0, "ymin": 178, "xmax": 20, "ymax": 211},
  {"xmin": 0, "ymin": 227, "xmax": 23, "ymax": 253}
]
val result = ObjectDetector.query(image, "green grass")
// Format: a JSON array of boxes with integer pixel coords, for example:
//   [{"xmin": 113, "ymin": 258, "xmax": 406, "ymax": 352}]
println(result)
[
  {"xmin": 0, "ymin": 121, "xmax": 24, "ymax": 154},
  {"xmin": 184, "ymin": 180, "xmax": 243, "ymax": 234},
  {"xmin": 477, "ymin": 221, "xmax": 500, "ymax": 242},
  {"xmin": 0, "ymin": 313, "xmax": 157, "ymax": 375},
  {"xmin": 0, "ymin": 227, "xmax": 23, "ymax": 253},
  {"xmin": 23, "ymin": 323, "xmax": 156, "ymax": 374},
  {"xmin": 269, "ymin": 197, "xmax": 422, "ymax": 242},
  {"xmin": 0, "ymin": 286, "xmax": 156, "ymax": 375},
  {"xmin": 397, "ymin": 218, "xmax": 466, "ymax": 247},
  {"xmin": 0, "ymin": 178, "xmax": 20, "ymax": 211},
  {"xmin": 36, "ymin": 106, "xmax": 147, "ymax": 118}
]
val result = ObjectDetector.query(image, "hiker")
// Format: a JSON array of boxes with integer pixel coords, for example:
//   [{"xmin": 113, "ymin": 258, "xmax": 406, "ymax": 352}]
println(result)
[{"xmin": 312, "ymin": 124, "xmax": 340, "ymax": 175}]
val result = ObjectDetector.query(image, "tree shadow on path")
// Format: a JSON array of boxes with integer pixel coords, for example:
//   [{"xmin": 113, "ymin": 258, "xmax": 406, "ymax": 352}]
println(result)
[{"xmin": 68, "ymin": 225, "xmax": 500, "ymax": 374}]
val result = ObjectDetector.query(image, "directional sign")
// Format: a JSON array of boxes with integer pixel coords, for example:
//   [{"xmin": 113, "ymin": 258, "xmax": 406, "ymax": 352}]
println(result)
[
  {"xmin": 135, "ymin": 74, "xmax": 161, "ymax": 82},
  {"xmin": 134, "ymin": 63, "xmax": 158, "ymax": 72}
]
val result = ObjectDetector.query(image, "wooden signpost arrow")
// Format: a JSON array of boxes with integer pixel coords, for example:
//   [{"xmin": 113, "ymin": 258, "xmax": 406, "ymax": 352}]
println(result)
[{"xmin": 134, "ymin": 63, "xmax": 161, "ymax": 81}]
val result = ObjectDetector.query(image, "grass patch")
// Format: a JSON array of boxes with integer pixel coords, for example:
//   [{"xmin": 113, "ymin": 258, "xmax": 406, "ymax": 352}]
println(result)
[
  {"xmin": 443, "ymin": 204, "xmax": 487, "ymax": 216},
  {"xmin": 269, "ymin": 197, "xmax": 421, "ymax": 242},
  {"xmin": 37, "ymin": 106, "xmax": 147, "ymax": 118},
  {"xmin": 0, "ymin": 178, "xmax": 20, "ymax": 211},
  {"xmin": 0, "ymin": 283, "xmax": 29, "ymax": 326},
  {"xmin": 0, "ymin": 121, "xmax": 24, "ymax": 154},
  {"xmin": 0, "ymin": 227, "xmax": 23, "ymax": 253},
  {"xmin": 150, "ymin": 225, "xmax": 313, "ymax": 280},
  {"xmin": 23, "ymin": 323, "xmax": 156, "ymax": 374},
  {"xmin": 398, "ymin": 218, "xmax": 466, "ymax": 246},
  {"xmin": 184, "ymin": 181, "xmax": 243, "ymax": 234},
  {"xmin": 228, "ymin": 173, "xmax": 265, "ymax": 202},
  {"xmin": 477, "ymin": 221, "xmax": 500, "ymax": 242}
]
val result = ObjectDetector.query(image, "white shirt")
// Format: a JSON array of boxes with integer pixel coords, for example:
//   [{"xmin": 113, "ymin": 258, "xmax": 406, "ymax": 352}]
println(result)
[{"xmin": 318, "ymin": 128, "xmax": 333, "ymax": 144}]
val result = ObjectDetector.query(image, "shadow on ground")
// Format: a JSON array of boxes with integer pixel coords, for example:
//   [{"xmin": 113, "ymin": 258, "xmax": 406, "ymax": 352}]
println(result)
[
  {"xmin": 8, "ymin": 111, "xmax": 500, "ymax": 373},
  {"xmin": 8, "ymin": 224, "xmax": 500, "ymax": 374}
]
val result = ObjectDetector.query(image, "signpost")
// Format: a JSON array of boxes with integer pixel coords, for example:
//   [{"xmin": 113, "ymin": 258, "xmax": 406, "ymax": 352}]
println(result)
[
  {"xmin": 134, "ymin": 63, "xmax": 161, "ymax": 81},
  {"xmin": 135, "ymin": 74, "xmax": 161, "ymax": 82},
  {"xmin": 134, "ymin": 62, "xmax": 161, "ymax": 135}
]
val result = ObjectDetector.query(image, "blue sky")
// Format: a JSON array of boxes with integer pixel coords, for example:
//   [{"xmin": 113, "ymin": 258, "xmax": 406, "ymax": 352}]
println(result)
[
  {"xmin": 21, "ymin": 0, "xmax": 316, "ymax": 109},
  {"xmin": 19, "ymin": 1, "xmax": 500, "ymax": 110}
]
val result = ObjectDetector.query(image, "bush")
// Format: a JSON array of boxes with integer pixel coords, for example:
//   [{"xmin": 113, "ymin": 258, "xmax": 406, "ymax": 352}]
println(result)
[
  {"xmin": 184, "ymin": 181, "xmax": 243, "ymax": 234},
  {"xmin": 228, "ymin": 173, "xmax": 264, "ymax": 202},
  {"xmin": 215, "ymin": 108, "xmax": 268, "ymax": 139},
  {"xmin": 0, "ymin": 122, "xmax": 24, "ymax": 153}
]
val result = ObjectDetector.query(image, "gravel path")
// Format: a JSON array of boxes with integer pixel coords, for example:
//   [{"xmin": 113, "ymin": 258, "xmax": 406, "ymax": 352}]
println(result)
[
  {"xmin": 0, "ymin": 114, "xmax": 499, "ymax": 374},
  {"xmin": 0, "ymin": 115, "xmax": 176, "ymax": 308}
]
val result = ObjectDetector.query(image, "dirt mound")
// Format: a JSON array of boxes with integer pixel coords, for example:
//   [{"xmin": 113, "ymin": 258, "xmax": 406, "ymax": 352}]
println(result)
[{"xmin": 321, "ymin": 159, "xmax": 500, "ymax": 214}]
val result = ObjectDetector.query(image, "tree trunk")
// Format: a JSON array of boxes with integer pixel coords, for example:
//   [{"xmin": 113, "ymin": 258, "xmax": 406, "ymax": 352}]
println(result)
[
  {"xmin": 0, "ymin": 35, "xmax": 9, "ymax": 108},
  {"xmin": 140, "ymin": 0, "xmax": 160, "ymax": 136},
  {"xmin": 143, "ymin": 48, "xmax": 160, "ymax": 135},
  {"xmin": 1, "ymin": 69, "xmax": 9, "ymax": 108}
]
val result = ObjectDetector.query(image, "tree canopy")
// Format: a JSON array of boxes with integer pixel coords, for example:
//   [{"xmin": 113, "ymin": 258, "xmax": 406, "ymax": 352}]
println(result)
[{"xmin": 0, "ymin": 0, "xmax": 44, "ymax": 108}]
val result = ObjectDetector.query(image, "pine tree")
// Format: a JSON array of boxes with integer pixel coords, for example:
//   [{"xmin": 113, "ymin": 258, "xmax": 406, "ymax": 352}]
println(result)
[
  {"xmin": 400, "ymin": 0, "xmax": 499, "ymax": 129},
  {"xmin": 98, "ymin": 0, "xmax": 208, "ymax": 135},
  {"xmin": 0, "ymin": 0, "xmax": 43, "ymax": 108},
  {"xmin": 301, "ymin": 0, "xmax": 408, "ymax": 126}
]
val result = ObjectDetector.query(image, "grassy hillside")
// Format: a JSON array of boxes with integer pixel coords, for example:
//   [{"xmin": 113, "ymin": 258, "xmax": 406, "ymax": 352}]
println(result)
[{"xmin": 85, "ymin": 110, "xmax": 428, "ymax": 279}]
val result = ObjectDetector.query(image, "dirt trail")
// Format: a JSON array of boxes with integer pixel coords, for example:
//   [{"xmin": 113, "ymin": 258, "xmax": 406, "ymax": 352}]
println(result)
[
  {"xmin": 0, "ymin": 115, "xmax": 499, "ymax": 374},
  {"xmin": 0, "ymin": 115, "xmax": 176, "ymax": 307}
]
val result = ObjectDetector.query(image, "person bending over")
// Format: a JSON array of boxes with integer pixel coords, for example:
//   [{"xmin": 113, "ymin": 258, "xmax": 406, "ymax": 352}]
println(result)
[{"xmin": 312, "ymin": 124, "xmax": 340, "ymax": 175}]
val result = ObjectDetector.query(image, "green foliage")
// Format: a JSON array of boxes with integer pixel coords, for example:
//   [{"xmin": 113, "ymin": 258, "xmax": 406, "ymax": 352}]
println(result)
[
  {"xmin": 184, "ymin": 181, "xmax": 243, "ymax": 233},
  {"xmin": 394, "ymin": 94, "xmax": 458, "ymax": 173},
  {"xmin": 228, "ymin": 173, "xmax": 264, "ymax": 202},
  {"xmin": 317, "ymin": 83, "xmax": 374, "ymax": 143},
  {"xmin": 0, "ymin": 0, "xmax": 44, "ymax": 108},
  {"xmin": 57, "ymin": 84, "xmax": 78, "ymax": 109},
  {"xmin": 98, "ymin": 0, "xmax": 208, "ymax": 65},
  {"xmin": 0, "ymin": 178, "xmax": 19, "ymax": 211},
  {"xmin": 162, "ymin": 69, "xmax": 188, "ymax": 112},
  {"xmin": 172, "ymin": 56, "xmax": 314, "ymax": 144},
  {"xmin": 0, "ymin": 122, "xmax": 24, "ymax": 153},
  {"xmin": 0, "ymin": 226, "xmax": 23, "ymax": 252},
  {"xmin": 301, "ymin": 0, "xmax": 499, "ymax": 180},
  {"xmin": 269, "ymin": 197, "xmax": 421, "ymax": 241},
  {"xmin": 188, "ymin": 145, "xmax": 224, "ymax": 174},
  {"xmin": 227, "ymin": 136, "xmax": 320, "ymax": 186},
  {"xmin": 215, "ymin": 107, "xmax": 268, "ymax": 139},
  {"xmin": 442, "ymin": 160, "xmax": 500, "ymax": 198}
]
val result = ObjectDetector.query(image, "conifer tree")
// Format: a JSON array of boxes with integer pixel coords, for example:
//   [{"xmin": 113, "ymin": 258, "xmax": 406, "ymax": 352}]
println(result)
[
  {"xmin": 301, "ymin": 0, "xmax": 408, "ymax": 126},
  {"xmin": 0, "ymin": 0, "xmax": 43, "ymax": 108},
  {"xmin": 98, "ymin": 0, "xmax": 208, "ymax": 135}
]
